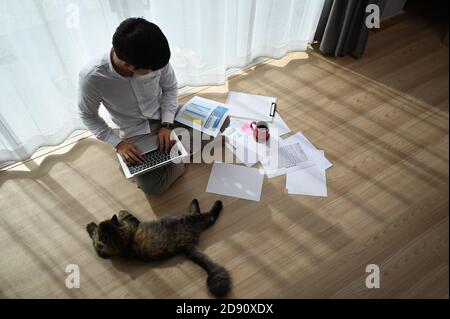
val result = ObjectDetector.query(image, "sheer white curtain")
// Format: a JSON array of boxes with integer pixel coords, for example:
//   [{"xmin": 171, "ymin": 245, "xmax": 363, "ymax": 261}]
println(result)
[{"xmin": 0, "ymin": 0, "xmax": 324, "ymax": 163}]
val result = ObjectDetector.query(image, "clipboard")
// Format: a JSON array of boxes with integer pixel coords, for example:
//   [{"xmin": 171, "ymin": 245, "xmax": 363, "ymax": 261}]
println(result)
[{"xmin": 226, "ymin": 91, "xmax": 277, "ymax": 122}]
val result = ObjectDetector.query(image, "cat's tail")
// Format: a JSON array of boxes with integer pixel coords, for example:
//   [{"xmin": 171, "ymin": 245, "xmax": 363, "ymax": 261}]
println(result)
[{"xmin": 184, "ymin": 246, "xmax": 231, "ymax": 298}]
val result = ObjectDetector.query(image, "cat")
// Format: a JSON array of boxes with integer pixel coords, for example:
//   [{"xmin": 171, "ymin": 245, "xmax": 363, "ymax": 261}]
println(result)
[{"xmin": 86, "ymin": 199, "xmax": 230, "ymax": 298}]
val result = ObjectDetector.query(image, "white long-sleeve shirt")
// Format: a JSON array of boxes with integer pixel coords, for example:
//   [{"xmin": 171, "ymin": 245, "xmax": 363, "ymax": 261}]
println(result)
[{"xmin": 78, "ymin": 51, "xmax": 178, "ymax": 147}]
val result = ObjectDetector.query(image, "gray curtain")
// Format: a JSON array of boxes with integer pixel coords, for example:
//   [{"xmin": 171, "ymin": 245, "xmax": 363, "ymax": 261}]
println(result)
[{"xmin": 314, "ymin": 0, "xmax": 387, "ymax": 58}]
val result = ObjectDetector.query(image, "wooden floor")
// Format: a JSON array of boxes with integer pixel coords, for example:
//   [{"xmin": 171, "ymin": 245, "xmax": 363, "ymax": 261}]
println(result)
[{"xmin": 0, "ymin": 13, "xmax": 448, "ymax": 298}]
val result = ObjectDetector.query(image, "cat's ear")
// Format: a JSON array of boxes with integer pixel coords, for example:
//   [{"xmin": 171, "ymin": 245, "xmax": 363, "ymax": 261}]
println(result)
[
  {"xmin": 86, "ymin": 222, "xmax": 97, "ymax": 239},
  {"xmin": 111, "ymin": 215, "xmax": 120, "ymax": 226},
  {"xmin": 119, "ymin": 210, "xmax": 141, "ymax": 227}
]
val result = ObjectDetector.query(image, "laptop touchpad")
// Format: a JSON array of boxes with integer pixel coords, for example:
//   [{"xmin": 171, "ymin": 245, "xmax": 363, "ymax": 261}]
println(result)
[{"xmin": 135, "ymin": 135, "xmax": 158, "ymax": 154}]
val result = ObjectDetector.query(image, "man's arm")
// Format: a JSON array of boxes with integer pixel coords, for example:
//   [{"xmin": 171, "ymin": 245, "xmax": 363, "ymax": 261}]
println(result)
[
  {"xmin": 157, "ymin": 63, "xmax": 178, "ymax": 151},
  {"xmin": 78, "ymin": 75, "xmax": 143, "ymax": 164},
  {"xmin": 78, "ymin": 75, "xmax": 122, "ymax": 147},
  {"xmin": 159, "ymin": 63, "xmax": 178, "ymax": 124}
]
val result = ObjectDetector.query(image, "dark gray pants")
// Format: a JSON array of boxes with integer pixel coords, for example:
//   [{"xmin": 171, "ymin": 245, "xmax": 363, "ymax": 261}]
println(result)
[{"xmin": 130, "ymin": 115, "xmax": 230, "ymax": 195}]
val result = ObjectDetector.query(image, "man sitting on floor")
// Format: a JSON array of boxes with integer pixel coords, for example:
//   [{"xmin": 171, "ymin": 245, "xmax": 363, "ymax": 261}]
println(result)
[{"xmin": 78, "ymin": 18, "xmax": 227, "ymax": 195}]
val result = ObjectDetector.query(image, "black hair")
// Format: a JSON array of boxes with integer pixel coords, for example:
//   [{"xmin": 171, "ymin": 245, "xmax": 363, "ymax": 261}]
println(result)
[{"xmin": 112, "ymin": 18, "xmax": 170, "ymax": 71}]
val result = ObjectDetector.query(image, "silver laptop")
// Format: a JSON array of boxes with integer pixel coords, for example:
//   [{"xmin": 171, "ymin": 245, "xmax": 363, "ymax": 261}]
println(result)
[{"xmin": 116, "ymin": 132, "xmax": 188, "ymax": 179}]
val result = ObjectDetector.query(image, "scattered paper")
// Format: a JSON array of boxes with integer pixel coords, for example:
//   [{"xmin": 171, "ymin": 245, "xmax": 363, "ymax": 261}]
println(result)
[
  {"xmin": 271, "ymin": 112, "xmax": 291, "ymax": 137},
  {"xmin": 261, "ymin": 136, "xmax": 315, "ymax": 178},
  {"xmin": 206, "ymin": 162, "xmax": 264, "ymax": 202},
  {"xmin": 286, "ymin": 166, "xmax": 328, "ymax": 197},
  {"xmin": 290, "ymin": 132, "xmax": 332, "ymax": 170},
  {"xmin": 270, "ymin": 142, "xmax": 308, "ymax": 170},
  {"xmin": 225, "ymin": 142, "xmax": 258, "ymax": 167},
  {"xmin": 313, "ymin": 150, "xmax": 333, "ymax": 171},
  {"xmin": 212, "ymin": 91, "xmax": 332, "ymax": 199},
  {"xmin": 284, "ymin": 133, "xmax": 331, "ymax": 197},
  {"xmin": 264, "ymin": 163, "xmax": 308, "ymax": 179}
]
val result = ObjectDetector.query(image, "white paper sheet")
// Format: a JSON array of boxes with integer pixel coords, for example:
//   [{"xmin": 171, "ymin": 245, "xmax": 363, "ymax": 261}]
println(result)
[
  {"xmin": 261, "ymin": 136, "xmax": 315, "ymax": 178},
  {"xmin": 226, "ymin": 91, "xmax": 277, "ymax": 122},
  {"xmin": 286, "ymin": 166, "xmax": 328, "ymax": 197},
  {"xmin": 270, "ymin": 142, "xmax": 308, "ymax": 170},
  {"xmin": 313, "ymin": 150, "xmax": 333, "ymax": 170},
  {"xmin": 225, "ymin": 142, "xmax": 258, "ymax": 167},
  {"xmin": 271, "ymin": 112, "xmax": 291, "ymax": 137},
  {"xmin": 264, "ymin": 163, "xmax": 308, "ymax": 179},
  {"xmin": 290, "ymin": 132, "xmax": 332, "ymax": 170},
  {"xmin": 206, "ymin": 162, "xmax": 264, "ymax": 201}
]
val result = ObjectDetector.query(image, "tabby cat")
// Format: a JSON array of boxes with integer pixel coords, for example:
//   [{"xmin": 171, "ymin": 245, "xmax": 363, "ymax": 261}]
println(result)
[{"xmin": 86, "ymin": 199, "xmax": 230, "ymax": 298}]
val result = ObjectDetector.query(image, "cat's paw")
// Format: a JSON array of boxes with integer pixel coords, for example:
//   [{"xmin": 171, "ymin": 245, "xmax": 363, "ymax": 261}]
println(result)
[
  {"xmin": 214, "ymin": 200, "xmax": 223, "ymax": 210},
  {"xmin": 86, "ymin": 222, "xmax": 97, "ymax": 238}
]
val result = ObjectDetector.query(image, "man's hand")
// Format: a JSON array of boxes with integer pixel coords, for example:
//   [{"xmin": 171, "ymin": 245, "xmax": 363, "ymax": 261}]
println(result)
[
  {"xmin": 116, "ymin": 141, "xmax": 144, "ymax": 165},
  {"xmin": 157, "ymin": 127, "xmax": 175, "ymax": 152}
]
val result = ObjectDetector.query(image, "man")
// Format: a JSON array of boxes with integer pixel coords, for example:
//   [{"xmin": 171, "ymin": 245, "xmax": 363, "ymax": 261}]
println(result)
[{"xmin": 78, "ymin": 18, "xmax": 193, "ymax": 195}]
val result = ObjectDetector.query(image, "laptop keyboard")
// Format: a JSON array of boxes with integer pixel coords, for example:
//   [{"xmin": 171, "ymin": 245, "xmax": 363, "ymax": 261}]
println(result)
[{"xmin": 127, "ymin": 147, "xmax": 182, "ymax": 175}]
